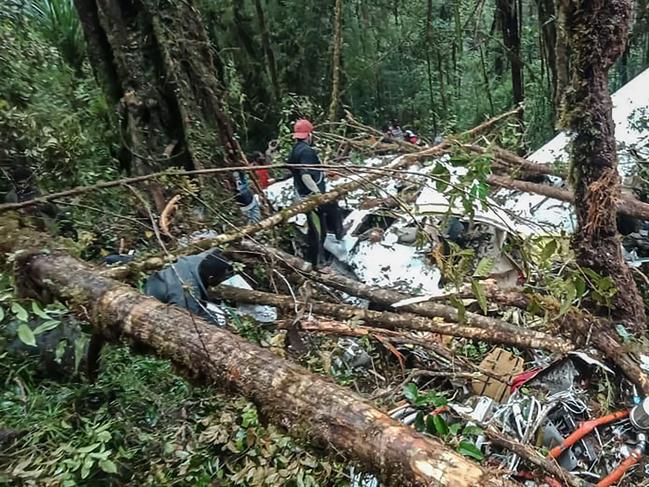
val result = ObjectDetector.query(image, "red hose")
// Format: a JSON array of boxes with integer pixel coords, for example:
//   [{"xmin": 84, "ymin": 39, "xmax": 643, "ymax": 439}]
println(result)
[
  {"xmin": 548, "ymin": 410, "xmax": 629, "ymax": 459},
  {"xmin": 596, "ymin": 449, "xmax": 642, "ymax": 487}
]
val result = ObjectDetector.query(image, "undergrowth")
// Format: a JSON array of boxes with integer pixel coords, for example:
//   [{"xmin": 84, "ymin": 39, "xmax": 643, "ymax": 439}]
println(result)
[{"xmin": 0, "ymin": 347, "xmax": 350, "ymax": 486}]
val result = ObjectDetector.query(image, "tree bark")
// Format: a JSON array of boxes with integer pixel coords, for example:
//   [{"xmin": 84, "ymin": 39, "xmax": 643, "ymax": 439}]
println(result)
[
  {"xmin": 487, "ymin": 175, "xmax": 649, "ymax": 222},
  {"xmin": 212, "ymin": 285, "xmax": 574, "ymax": 353},
  {"xmin": 253, "ymin": 0, "xmax": 280, "ymax": 101},
  {"xmin": 13, "ymin": 249, "xmax": 510, "ymax": 487},
  {"xmin": 327, "ymin": 0, "xmax": 344, "ymax": 122},
  {"xmin": 535, "ymin": 0, "xmax": 558, "ymax": 105},
  {"xmin": 561, "ymin": 0, "xmax": 645, "ymax": 332},
  {"xmin": 496, "ymin": 0, "xmax": 524, "ymax": 123},
  {"xmin": 73, "ymin": 0, "xmax": 244, "ymax": 186}
]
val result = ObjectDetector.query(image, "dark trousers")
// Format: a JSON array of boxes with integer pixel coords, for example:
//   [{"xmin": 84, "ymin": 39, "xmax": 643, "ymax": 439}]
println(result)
[{"xmin": 305, "ymin": 201, "xmax": 344, "ymax": 266}]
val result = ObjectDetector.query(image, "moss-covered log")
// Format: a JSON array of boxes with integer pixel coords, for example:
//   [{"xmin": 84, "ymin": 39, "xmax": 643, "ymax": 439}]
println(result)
[{"xmin": 15, "ymin": 250, "xmax": 510, "ymax": 487}]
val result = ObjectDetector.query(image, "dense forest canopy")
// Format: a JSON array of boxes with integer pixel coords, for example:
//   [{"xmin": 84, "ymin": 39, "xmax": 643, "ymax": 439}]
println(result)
[{"xmin": 2, "ymin": 0, "xmax": 649, "ymax": 486}]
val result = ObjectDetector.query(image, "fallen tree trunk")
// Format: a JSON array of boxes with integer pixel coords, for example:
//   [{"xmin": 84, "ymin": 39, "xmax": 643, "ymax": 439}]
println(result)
[
  {"xmin": 212, "ymin": 285, "xmax": 573, "ymax": 353},
  {"xmin": 15, "ymin": 249, "xmax": 509, "ymax": 487},
  {"xmin": 235, "ymin": 240, "xmax": 649, "ymax": 395},
  {"xmin": 235, "ymin": 241, "xmax": 571, "ymax": 353},
  {"xmin": 466, "ymin": 145, "xmax": 565, "ymax": 178},
  {"xmin": 487, "ymin": 174, "xmax": 649, "ymax": 221}
]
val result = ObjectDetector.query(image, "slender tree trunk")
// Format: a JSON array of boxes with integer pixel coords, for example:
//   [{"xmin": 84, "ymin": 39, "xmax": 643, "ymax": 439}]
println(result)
[
  {"xmin": 560, "ymin": 0, "xmax": 645, "ymax": 333},
  {"xmin": 425, "ymin": 0, "xmax": 438, "ymax": 134},
  {"xmin": 535, "ymin": 0, "xmax": 558, "ymax": 106},
  {"xmin": 436, "ymin": 51, "xmax": 448, "ymax": 115},
  {"xmin": 555, "ymin": 0, "xmax": 570, "ymax": 112},
  {"xmin": 479, "ymin": 44, "xmax": 495, "ymax": 115},
  {"xmin": 6, "ymin": 243, "xmax": 510, "ymax": 487},
  {"xmin": 496, "ymin": 0, "xmax": 524, "ymax": 121},
  {"xmin": 253, "ymin": 0, "xmax": 280, "ymax": 101},
  {"xmin": 328, "ymin": 0, "xmax": 344, "ymax": 122}
]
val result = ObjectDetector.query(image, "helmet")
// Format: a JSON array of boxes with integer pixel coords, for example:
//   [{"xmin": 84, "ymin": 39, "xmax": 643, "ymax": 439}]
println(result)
[{"xmin": 293, "ymin": 119, "xmax": 314, "ymax": 139}]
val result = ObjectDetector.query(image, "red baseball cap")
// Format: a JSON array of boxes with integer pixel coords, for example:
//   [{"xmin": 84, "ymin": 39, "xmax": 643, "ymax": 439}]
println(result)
[{"xmin": 293, "ymin": 119, "xmax": 314, "ymax": 139}]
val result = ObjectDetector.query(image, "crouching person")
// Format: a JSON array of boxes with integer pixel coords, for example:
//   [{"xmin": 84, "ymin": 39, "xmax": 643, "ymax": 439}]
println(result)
[{"xmin": 144, "ymin": 249, "xmax": 233, "ymax": 324}]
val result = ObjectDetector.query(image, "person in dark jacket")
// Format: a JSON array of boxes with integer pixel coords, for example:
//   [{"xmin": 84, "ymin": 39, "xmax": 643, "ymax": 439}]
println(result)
[
  {"xmin": 287, "ymin": 119, "xmax": 343, "ymax": 266},
  {"xmin": 144, "ymin": 249, "xmax": 233, "ymax": 323}
]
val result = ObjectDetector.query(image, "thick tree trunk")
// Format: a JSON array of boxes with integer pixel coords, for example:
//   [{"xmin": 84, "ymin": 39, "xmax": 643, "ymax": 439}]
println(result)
[
  {"xmin": 561, "ymin": 0, "xmax": 645, "ymax": 332},
  {"xmin": 212, "ymin": 285, "xmax": 573, "ymax": 353},
  {"xmin": 327, "ymin": 0, "xmax": 344, "ymax": 122},
  {"xmin": 13, "ymin": 249, "xmax": 509, "ymax": 487},
  {"xmin": 73, "ymin": 0, "xmax": 244, "ymax": 181}
]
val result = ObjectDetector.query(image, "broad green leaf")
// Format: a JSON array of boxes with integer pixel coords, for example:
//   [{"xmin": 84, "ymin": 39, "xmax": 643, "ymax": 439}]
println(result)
[
  {"xmin": 413, "ymin": 412, "xmax": 426, "ymax": 432},
  {"xmin": 17, "ymin": 324, "xmax": 36, "ymax": 347},
  {"xmin": 0, "ymin": 305, "xmax": 4, "ymax": 322},
  {"xmin": 33, "ymin": 320, "xmax": 60, "ymax": 335},
  {"xmin": 448, "ymin": 422, "xmax": 462, "ymax": 436},
  {"xmin": 55, "ymin": 339, "xmax": 67, "ymax": 364},
  {"xmin": 11, "ymin": 302, "xmax": 29, "ymax": 322},
  {"xmin": 462, "ymin": 425, "xmax": 484, "ymax": 436},
  {"xmin": 573, "ymin": 275, "xmax": 586, "ymax": 299},
  {"xmin": 541, "ymin": 239, "xmax": 558, "ymax": 261},
  {"xmin": 77, "ymin": 442, "xmax": 100, "ymax": 454},
  {"xmin": 80, "ymin": 457, "xmax": 93, "ymax": 479},
  {"xmin": 471, "ymin": 280, "xmax": 488, "ymax": 314},
  {"xmin": 99, "ymin": 459, "xmax": 117, "ymax": 474},
  {"xmin": 432, "ymin": 164, "xmax": 451, "ymax": 192},
  {"xmin": 403, "ymin": 383, "xmax": 419, "ymax": 402},
  {"xmin": 449, "ymin": 295, "xmax": 466, "ymax": 324},
  {"xmin": 74, "ymin": 335, "xmax": 89, "ymax": 373},
  {"xmin": 31, "ymin": 301, "xmax": 51, "ymax": 320},
  {"xmin": 458, "ymin": 440, "xmax": 484, "ymax": 460},
  {"xmin": 473, "ymin": 257, "xmax": 494, "ymax": 278},
  {"xmin": 428, "ymin": 414, "xmax": 449, "ymax": 437}
]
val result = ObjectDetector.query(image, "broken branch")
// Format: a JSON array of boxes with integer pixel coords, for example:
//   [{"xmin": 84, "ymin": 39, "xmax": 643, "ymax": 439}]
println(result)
[
  {"xmin": 16, "ymin": 248, "xmax": 509, "ymax": 487},
  {"xmin": 212, "ymin": 285, "xmax": 573, "ymax": 353},
  {"xmin": 235, "ymin": 241, "xmax": 571, "ymax": 353}
]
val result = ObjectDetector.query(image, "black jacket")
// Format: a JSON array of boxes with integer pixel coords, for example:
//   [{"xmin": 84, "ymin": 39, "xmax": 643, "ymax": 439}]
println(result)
[{"xmin": 287, "ymin": 140, "xmax": 325, "ymax": 196}]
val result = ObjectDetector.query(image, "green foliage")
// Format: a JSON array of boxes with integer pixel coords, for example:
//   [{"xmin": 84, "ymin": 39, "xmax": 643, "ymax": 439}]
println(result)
[
  {"xmin": 405, "ymin": 383, "xmax": 485, "ymax": 461},
  {"xmin": 0, "ymin": 9, "xmax": 116, "ymax": 190},
  {"xmin": 0, "ymin": 346, "xmax": 350, "ymax": 485},
  {"xmin": 403, "ymin": 382, "xmax": 447, "ymax": 408},
  {"xmin": 25, "ymin": 0, "xmax": 84, "ymax": 73}
]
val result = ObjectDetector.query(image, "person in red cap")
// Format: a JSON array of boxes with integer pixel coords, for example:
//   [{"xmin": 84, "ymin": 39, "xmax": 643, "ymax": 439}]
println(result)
[{"xmin": 287, "ymin": 118, "xmax": 343, "ymax": 267}]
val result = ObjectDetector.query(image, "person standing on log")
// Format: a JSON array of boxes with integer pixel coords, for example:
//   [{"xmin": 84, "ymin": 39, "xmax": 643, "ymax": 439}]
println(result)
[{"xmin": 287, "ymin": 119, "xmax": 344, "ymax": 267}]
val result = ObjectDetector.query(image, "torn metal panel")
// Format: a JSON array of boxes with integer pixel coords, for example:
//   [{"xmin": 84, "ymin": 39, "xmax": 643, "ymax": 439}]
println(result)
[{"xmin": 499, "ymin": 68, "xmax": 649, "ymax": 234}]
